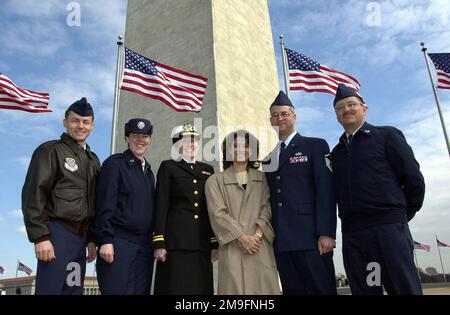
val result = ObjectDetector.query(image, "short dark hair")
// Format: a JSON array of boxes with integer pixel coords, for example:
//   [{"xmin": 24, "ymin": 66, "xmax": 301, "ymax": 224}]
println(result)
[{"xmin": 222, "ymin": 130, "xmax": 260, "ymax": 170}]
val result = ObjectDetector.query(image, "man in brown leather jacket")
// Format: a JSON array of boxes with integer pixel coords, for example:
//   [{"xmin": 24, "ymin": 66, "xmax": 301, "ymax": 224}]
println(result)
[{"xmin": 21, "ymin": 97, "xmax": 100, "ymax": 295}]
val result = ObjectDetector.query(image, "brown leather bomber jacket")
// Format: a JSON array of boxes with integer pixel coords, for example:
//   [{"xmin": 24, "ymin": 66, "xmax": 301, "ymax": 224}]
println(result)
[{"xmin": 21, "ymin": 133, "xmax": 100, "ymax": 243}]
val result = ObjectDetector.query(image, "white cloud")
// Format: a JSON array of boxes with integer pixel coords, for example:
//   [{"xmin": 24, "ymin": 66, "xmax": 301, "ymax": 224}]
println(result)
[
  {"xmin": 16, "ymin": 157, "xmax": 31, "ymax": 170},
  {"xmin": 388, "ymin": 95, "xmax": 450, "ymax": 266},
  {"xmin": 9, "ymin": 209, "xmax": 23, "ymax": 219},
  {"xmin": 272, "ymin": 0, "xmax": 450, "ymax": 68},
  {"xmin": 4, "ymin": 0, "xmax": 62, "ymax": 18},
  {"xmin": 1, "ymin": 19, "xmax": 69, "ymax": 57},
  {"xmin": 15, "ymin": 225, "xmax": 27, "ymax": 236},
  {"xmin": 0, "ymin": 214, "xmax": 4, "ymax": 223}
]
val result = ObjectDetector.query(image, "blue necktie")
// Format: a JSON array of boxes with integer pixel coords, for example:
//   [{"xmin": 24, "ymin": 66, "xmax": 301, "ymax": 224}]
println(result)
[{"xmin": 279, "ymin": 142, "xmax": 286, "ymax": 158}]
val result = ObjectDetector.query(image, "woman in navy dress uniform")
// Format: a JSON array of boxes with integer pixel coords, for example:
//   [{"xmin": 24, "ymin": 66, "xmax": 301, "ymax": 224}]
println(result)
[
  {"xmin": 153, "ymin": 123, "xmax": 218, "ymax": 295},
  {"xmin": 91, "ymin": 118, "xmax": 156, "ymax": 295}
]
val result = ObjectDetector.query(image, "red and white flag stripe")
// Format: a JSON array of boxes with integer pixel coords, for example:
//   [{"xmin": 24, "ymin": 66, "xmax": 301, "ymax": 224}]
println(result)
[{"xmin": 0, "ymin": 74, "xmax": 51, "ymax": 113}]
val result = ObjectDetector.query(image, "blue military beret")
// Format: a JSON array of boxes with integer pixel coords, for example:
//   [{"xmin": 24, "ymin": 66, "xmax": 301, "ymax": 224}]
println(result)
[
  {"xmin": 333, "ymin": 84, "xmax": 364, "ymax": 107},
  {"xmin": 125, "ymin": 118, "xmax": 153, "ymax": 136},
  {"xmin": 66, "ymin": 97, "xmax": 94, "ymax": 117},
  {"xmin": 270, "ymin": 91, "xmax": 294, "ymax": 108}
]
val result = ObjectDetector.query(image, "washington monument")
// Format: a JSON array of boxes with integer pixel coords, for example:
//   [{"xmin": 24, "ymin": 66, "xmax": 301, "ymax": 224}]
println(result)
[{"xmin": 116, "ymin": 0, "xmax": 280, "ymax": 170}]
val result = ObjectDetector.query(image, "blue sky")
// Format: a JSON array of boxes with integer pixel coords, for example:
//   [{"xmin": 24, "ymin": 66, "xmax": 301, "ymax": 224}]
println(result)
[{"xmin": 0, "ymin": 0, "xmax": 449, "ymax": 280}]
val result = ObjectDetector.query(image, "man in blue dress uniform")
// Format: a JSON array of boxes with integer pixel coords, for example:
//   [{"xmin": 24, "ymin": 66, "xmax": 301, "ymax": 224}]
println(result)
[
  {"xmin": 263, "ymin": 91, "xmax": 337, "ymax": 295},
  {"xmin": 331, "ymin": 83, "xmax": 425, "ymax": 295},
  {"xmin": 91, "ymin": 118, "xmax": 156, "ymax": 295},
  {"xmin": 22, "ymin": 98, "xmax": 100, "ymax": 295}
]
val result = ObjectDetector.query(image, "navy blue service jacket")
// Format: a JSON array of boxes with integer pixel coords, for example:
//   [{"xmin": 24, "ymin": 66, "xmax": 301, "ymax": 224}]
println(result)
[
  {"xmin": 263, "ymin": 133, "xmax": 336, "ymax": 253},
  {"xmin": 331, "ymin": 122, "xmax": 425, "ymax": 232},
  {"xmin": 153, "ymin": 159, "xmax": 217, "ymax": 251},
  {"xmin": 92, "ymin": 149, "xmax": 156, "ymax": 245}
]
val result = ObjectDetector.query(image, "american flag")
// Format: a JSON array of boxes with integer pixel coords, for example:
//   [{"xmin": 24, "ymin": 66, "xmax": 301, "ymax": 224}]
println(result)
[
  {"xmin": 414, "ymin": 241, "xmax": 431, "ymax": 252},
  {"xmin": 436, "ymin": 238, "xmax": 450, "ymax": 248},
  {"xmin": 428, "ymin": 53, "xmax": 450, "ymax": 89},
  {"xmin": 0, "ymin": 265, "xmax": 4, "ymax": 274},
  {"xmin": 17, "ymin": 261, "xmax": 32, "ymax": 275},
  {"xmin": 285, "ymin": 48, "xmax": 360, "ymax": 95},
  {"xmin": 121, "ymin": 48, "xmax": 208, "ymax": 112},
  {"xmin": 0, "ymin": 73, "xmax": 51, "ymax": 113}
]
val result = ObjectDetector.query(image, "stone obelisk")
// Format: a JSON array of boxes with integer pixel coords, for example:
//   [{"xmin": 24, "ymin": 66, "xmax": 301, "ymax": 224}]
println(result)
[{"xmin": 116, "ymin": 0, "xmax": 279, "ymax": 171}]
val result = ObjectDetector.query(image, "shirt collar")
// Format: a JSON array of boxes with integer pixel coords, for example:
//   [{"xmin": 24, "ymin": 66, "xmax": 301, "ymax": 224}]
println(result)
[
  {"xmin": 279, "ymin": 130, "xmax": 297, "ymax": 147},
  {"xmin": 182, "ymin": 157, "xmax": 196, "ymax": 164},
  {"xmin": 345, "ymin": 123, "xmax": 365, "ymax": 139}
]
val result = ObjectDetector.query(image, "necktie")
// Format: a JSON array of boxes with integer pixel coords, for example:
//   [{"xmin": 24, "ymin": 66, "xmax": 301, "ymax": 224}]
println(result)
[
  {"xmin": 279, "ymin": 142, "xmax": 286, "ymax": 158},
  {"xmin": 347, "ymin": 134, "xmax": 353, "ymax": 147}
]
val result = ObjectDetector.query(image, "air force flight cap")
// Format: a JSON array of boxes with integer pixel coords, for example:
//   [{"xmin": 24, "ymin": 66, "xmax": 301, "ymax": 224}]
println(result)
[
  {"xmin": 125, "ymin": 118, "xmax": 153, "ymax": 136},
  {"xmin": 66, "ymin": 97, "xmax": 94, "ymax": 117},
  {"xmin": 171, "ymin": 123, "xmax": 200, "ymax": 144},
  {"xmin": 333, "ymin": 83, "xmax": 364, "ymax": 107},
  {"xmin": 270, "ymin": 91, "xmax": 294, "ymax": 108}
]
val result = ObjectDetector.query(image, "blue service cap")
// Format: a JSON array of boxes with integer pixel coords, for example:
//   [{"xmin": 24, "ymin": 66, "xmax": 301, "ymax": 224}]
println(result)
[
  {"xmin": 125, "ymin": 118, "xmax": 153, "ymax": 136},
  {"xmin": 333, "ymin": 84, "xmax": 364, "ymax": 107},
  {"xmin": 270, "ymin": 91, "xmax": 294, "ymax": 108},
  {"xmin": 66, "ymin": 97, "xmax": 94, "ymax": 117}
]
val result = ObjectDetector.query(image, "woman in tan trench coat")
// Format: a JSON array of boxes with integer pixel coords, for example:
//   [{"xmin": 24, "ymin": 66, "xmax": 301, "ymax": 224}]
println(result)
[{"xmin": 205, "ymin": 130, "xmax": 281, "ymax": 295}]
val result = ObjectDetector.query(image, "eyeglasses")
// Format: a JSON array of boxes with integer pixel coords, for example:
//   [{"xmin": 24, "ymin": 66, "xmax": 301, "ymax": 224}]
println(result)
[
  {"xmin": 270, "ymin": 111, "xmax": 292, "ymax": 119},
  {"xmin": 334, "ymin": 102, "xmax": 362, "ymax": 112}
]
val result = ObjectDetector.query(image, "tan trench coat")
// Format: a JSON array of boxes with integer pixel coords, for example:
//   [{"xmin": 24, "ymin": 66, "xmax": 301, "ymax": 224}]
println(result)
[{"xmin": 205, "ymin": 167, "xmax": 281, "ymax": 295}]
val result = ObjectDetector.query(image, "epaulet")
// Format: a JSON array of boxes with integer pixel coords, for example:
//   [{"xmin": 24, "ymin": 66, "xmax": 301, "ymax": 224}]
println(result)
[
  {"xmin": 373, "ymin": 125, "xmax": 403, "ymax": 137},
  {"xmin": 102, "ymin": 153, "xmax": 124, "ymax": 164},
  {"xmin": 38, "ymin": 139, "xmax": 61, "ymax": 150}
]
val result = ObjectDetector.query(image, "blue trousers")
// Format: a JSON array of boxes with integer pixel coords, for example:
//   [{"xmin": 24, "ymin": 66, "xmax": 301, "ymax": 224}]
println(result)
[
  {"xmin": 276, "ymin": 250, "xmax": 337, "ymax": 295},
  {"xmin": 343, "ymin": 222, "xmax": 422, "ymax": 295},
  {"xmin": 97, "ymin": 236, "xmax": 154, "ymax": 295},
  {"xmin": 35, "ymin": 220, "xmax": 87, "ymax": 295}
]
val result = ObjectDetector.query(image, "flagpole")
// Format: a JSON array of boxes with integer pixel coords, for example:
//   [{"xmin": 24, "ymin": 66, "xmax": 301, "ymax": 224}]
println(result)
[
  {"xmin": 413, "ymin": 249, "xmax": 422, "ymax": 283},
  {"xmin": 279, "ymin": 35, "xmax": 290, "ymax": 97},
  {"xmin": 110, "ymin": 35, "xmax": 124, "ymax": 155},
  {"xmin": 15, "ymin": 260, "xmax": 18, "ymax": 278},
  {"xmin": 421, "ymin": 42, "xmax": 450, "ymax": 158},
  {"xmin": 436, "ymin": 235, "xmax": 447, "ymax": 282}
]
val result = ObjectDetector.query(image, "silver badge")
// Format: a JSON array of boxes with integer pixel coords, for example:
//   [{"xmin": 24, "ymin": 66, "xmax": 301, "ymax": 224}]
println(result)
[
  {"xmin": 137, "ymin": 121, "xmax": 145, "ymax": 129},
  {"xmin": 64, "ymin": 158, "xmax": 78, "ymax": 172},
  {"xmin": 364, "ymin": 129, "xmax": 371, "ymax": 134}
]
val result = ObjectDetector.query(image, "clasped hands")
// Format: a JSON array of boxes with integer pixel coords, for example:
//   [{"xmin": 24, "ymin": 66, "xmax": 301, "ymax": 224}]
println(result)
[{"xmin": 238, "ymin": 233, "xmax": 262, "ymax": 255}]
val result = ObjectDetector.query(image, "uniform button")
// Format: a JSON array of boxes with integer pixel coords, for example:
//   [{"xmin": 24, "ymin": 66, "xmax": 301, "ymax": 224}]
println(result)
[
  {"xmin": 194, "ymin": 202, "xmax": 199, "ymax": 207},
  {"xmin": 277, "ymin": 189, "xmax": 281, "ymax": 193},
  {"xmin": 278, "ymin": 202, "xmax": 283, "ymax": 207},
  {"xmin": 194, "ymin": 214, "xmax": 199, "ymax": 219},
  {"xmin": 193, "ymin": 179, "xmax": 198, "ymax": 184},
  {"xmin": 277, "ymin": 176, "xmax": 281, "ymax": 180},
  {"xmin": 194, "ymin": 191, "xmax": 199, "ymax": 195}
]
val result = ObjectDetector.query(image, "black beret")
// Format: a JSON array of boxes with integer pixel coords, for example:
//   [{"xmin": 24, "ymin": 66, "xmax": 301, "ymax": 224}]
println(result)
[
  {"xmin": 270, "ymin": 91, "xmax": 294, "ymax": 108},
  {"xmin": 67, "ymin": 97, "xmax": 94, "ymax": 117},
  {"xmin": 333, "ymin": 84, "xmax": 364, "ymax": 106},
  {"xmin": 125, "ymin": 118, "xmax": 153, "ymax": 136}
]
